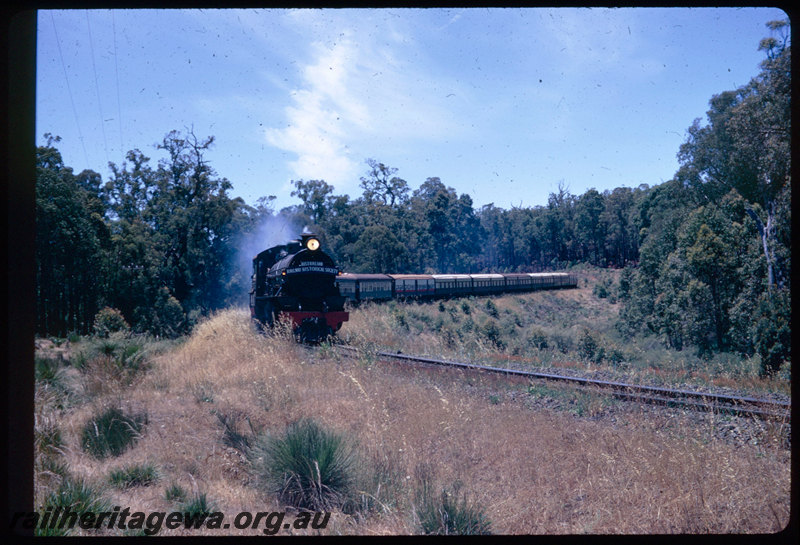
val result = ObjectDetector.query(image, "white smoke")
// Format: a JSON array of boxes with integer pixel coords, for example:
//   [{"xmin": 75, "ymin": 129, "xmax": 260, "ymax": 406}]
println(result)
[{"xmin": 235, "ymin": 214, "xmax": 303, "ymax": 293}]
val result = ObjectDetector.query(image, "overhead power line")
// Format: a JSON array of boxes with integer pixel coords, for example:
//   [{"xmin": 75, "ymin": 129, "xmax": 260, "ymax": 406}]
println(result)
[
  {"xmin": 112, "ymin": 9, "xmax": 125, "ymax": 156},
  {"xmin": 50, "ymin": 12, "xmax": 90, "ymax": 166},
  {"xmin": 85, "ymin": 10, "xmax": 110, "ymax": 166}
]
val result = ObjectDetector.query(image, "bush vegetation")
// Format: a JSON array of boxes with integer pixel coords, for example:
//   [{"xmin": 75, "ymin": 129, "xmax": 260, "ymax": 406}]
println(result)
[
  {"xmin": 343, "ymin": 279, "xmax": 790, "ymax": 395},
  {"xmin": 92, "ymin": 307, "xmax": 130, "ymax": 338}
]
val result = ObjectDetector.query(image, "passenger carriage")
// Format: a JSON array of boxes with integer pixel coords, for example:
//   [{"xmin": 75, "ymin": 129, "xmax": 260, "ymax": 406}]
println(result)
[
  {"xmin": 470, "ymin": 273, "xmax": 505, "ymax": 295},
  {"xmin": 335, "ymin": 273, "xmax": 393, "ymax": 303},
  {"xmin": 432, "ymin": 274, "xmax": 473, "ymax": 297},
  {"xmin": 503, "ymin": 273, "xmax": 533, "ymax": 291},
  {"xmin": 389, "ymin": 274, "xmax": 435, "ymax": 299}
]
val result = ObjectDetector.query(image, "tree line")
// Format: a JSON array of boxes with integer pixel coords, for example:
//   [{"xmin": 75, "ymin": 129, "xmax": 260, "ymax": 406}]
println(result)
[{"xmin": 35, "ymin": 21, "xmax": 789, "ymax": 373}]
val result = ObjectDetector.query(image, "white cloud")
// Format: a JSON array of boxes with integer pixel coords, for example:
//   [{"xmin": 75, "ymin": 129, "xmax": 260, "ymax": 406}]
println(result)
[
  {"xmin": 263, "ymin": 16, "xmax": 471, "ymax": 193},
  {"xmin": 264, "ymin": 38, "xmax": 363, "ymax": 189}
]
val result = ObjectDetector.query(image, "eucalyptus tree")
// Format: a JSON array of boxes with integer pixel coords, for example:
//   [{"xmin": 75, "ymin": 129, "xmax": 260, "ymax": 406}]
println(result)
[
  {"xmin": 677, "ymin": 19, "xmax": 790, "ymax": 292},
  {"xmin": 36, "ymin": 135, "xmax": 108, "ymax": 335}
]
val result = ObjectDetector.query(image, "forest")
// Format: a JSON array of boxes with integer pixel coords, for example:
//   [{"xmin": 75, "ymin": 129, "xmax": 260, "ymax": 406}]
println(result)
[{"xmin": 35, "ymin": 21, "xmax": 789, "ymax": 374}]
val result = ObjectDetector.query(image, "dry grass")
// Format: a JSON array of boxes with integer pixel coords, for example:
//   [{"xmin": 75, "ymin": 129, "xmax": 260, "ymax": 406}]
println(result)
[{"xmin": 35, "ymin": 308, "xmax": 791, "ymax": 535}]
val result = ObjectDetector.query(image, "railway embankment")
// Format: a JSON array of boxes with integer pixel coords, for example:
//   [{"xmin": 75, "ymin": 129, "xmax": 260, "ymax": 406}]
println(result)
[{"xmin": 33, "ymin": 297, "xmax": 790, "ymax": 535}]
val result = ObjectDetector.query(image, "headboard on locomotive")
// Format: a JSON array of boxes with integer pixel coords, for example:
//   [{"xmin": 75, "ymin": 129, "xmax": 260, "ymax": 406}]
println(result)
[{"xmin": 267, "ymin": 239, "xmax": 340, "ymax": 303}]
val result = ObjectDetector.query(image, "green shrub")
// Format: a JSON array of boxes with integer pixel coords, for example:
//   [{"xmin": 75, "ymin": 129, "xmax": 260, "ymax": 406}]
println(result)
[
  {"xmin": 447, "ymin": 305, "xmax": 461, "ymax": 323},
  {"xmin": 617, "ymin": 266, "xmax": 633, "ymax": 300},
  {"xmin": 481, "ymin": 320, "xmax": 504, "ymax": 349},
  {"xmin": 81, "ymin": 407, "xmax": 146, "ymax": 459},
  {"xmin": 528, "ymin": 328, "xmax": 549, "ymax": 350},
  {"xmin": 593, "ymin": 280, "xmax": 610, "ymax": 299},
  {"xmin": 484, "ymin": 299, "xmax": 499, "ymax": 318},
  {"xmin": 605, "ymin": 345, "xmax": 627, "ymax": 366},
  {"xmin": 754, "ymin": 289, "xmax": 791, "ymax": 376},
  {"xmin": 93, "ymin": 307, "xmax": 130, "ymax": 338},
  {"xmin": 391, "ymin": 309, "xmax": 409, "ymax": 330},
  {"xmin": 578, "ymin": 329, "xmax": 600, "ymax": 362},
  {"xmin": 441, "ymin": 327, "xmax": 457, "ymax": 349},
  {"xmin": 251, "ymin": 418, "xmax": 356, "ymax": 511},
  {"xmin": 551, "ymin": 332, "xmax": 574, "ymax": 354},
  {"xmin": 151, "ymin": 287, "xmax": 186, "ymax": 339}
]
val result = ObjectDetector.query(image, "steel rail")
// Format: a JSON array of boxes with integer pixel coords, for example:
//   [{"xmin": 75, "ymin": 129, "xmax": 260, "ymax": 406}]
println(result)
[{"xmin": 332, "ymin": 345, "xmax": 791, "ymax": 421}]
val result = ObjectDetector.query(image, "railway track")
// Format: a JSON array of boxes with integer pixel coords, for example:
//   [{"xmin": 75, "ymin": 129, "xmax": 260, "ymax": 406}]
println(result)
[{"xmin": 332, "ymin": 345, "xmax": 791, "ymax": 421}]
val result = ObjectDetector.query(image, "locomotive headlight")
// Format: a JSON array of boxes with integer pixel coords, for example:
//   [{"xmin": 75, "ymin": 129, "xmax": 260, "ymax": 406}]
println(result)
[{"xmin": 306, "ymin": 237, "xmax": 320, "ymax": 251}]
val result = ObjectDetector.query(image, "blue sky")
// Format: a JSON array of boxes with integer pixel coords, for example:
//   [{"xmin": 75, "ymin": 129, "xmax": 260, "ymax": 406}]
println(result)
[{"xmin": 36, "ymin": 7, "xmax": 788, "ymax": 211}]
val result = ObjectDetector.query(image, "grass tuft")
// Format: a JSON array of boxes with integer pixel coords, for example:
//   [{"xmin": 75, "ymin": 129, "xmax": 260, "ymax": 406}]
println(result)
[
  {"xmin": 80, "ymin": 407, "xmax": 147, "ymax": 459},
  {"xmin": 251, "ymin": 418, "xmax": 356, "ymax": 511},
  {"xmin": 181, "ymin": 492, "xmax": 218, "ymax": 518},
  {"xmin": 215, "ymin": 410, "xmax": 259, "ymax": 452},
  {"xmin": 35, "ymin": 356, "xmax": 63, "ymax": 385},
  {"xmin": 108, "ymin": 463, "xmax": 160, "ymax": 488},
  {"xmin": 165, "ymin": 482, "xmax": 188, "ymax": 503},
  {"xmin": 38, "ymin": 477, "xmax": 111, "ymax": 536},
  {"xmin": 416, "ymin": 478, "xmax": 492, "ymax": 535}
]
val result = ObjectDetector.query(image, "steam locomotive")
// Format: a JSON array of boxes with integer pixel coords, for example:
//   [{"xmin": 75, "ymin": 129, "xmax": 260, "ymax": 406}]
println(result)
[
  {"xmin": 251, "ymin": 233, "xmax": 578, "ymax": 342},
  {"xmin": 250, "ymin": 233, "xmax": 348, "ymax": 342}
]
